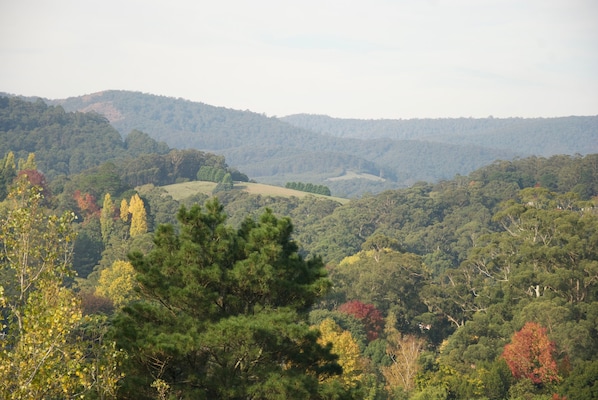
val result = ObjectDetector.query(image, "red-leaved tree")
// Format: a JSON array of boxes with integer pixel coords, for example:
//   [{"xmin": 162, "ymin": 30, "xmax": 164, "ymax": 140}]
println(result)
[
  {"xmin": 502, "ymin": 322, "xmax": 560, "ymax": 386},
  {"xmin": 73, "ymin": 190, "xmax": 101, "ymax": 221},
  {"xmin": 338, "ymin": 300, "xmax": 384, "ymax": 341}
]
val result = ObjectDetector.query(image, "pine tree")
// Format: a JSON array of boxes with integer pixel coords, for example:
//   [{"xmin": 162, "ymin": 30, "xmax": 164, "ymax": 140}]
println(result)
[{"xmin": 113, "ymin": 199, "xmax": 343, "ymax": 399}]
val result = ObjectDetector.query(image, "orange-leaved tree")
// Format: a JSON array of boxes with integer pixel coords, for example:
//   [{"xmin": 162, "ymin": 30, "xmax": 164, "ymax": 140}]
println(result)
[{"xmin": 502, "ymin": 322, "xmax": 560, "ymax": 386}]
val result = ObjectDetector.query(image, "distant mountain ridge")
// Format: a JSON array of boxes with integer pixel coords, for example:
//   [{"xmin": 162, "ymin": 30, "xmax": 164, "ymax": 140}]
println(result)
[
  {"xmin": 15, "ymin": 90, "xmax": 597, "ymax": 196},
  {"xmin": 281, "ymin": 113, "xmax": 598, "ymax": 156}
]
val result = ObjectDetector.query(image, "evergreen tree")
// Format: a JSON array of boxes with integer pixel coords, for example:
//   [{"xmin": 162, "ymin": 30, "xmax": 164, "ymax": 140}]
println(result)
[{"xmin": 113, "ymin": 199, "xmax": 344, "ymax": 399}]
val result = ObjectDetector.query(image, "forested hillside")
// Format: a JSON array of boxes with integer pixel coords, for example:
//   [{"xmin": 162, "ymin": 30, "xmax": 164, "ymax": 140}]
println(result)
[
  {"xmin": 281, "ymin": 114, "xmax": 598, "ymax": 156},
  {"xmin": 48, "ymin": 90, "xmax": 563, "ymax": 196},
  {"xmin": 0, "ymin": 96, "xmax": 172, "ymax": 180},
  {"xmin": 1, "ymin": 92, "xmax": 597, "ymax": 398}
]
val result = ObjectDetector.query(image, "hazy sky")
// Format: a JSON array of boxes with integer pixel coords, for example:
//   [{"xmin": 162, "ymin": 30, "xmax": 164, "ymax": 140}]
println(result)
[{"xmin": 1, "ymin": 0, "xmax": 597, "ymax": 119}]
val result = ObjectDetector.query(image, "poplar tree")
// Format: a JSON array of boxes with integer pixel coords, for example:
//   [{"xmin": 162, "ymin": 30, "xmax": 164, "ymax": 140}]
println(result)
[
  {"xmin": 119, "ymin": 198, "xmax": 129, "ymax": 222},
  {"xmin": 100, "ymin": 193, "xmax": 115, "ymax": 243},
  {"xmin": 128, "ymin": 193, "xmax": 147, "ymax": 237},
  {"xmin": 0, "ymin": 176, "xmax": 124, "ymax": 398},
  {"xmin": 17, "ymin": 152, "xmax": 37, "ymax": 171}
]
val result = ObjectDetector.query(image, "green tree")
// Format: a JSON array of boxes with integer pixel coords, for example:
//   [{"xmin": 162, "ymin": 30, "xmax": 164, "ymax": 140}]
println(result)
[
  {"xmin": 17, "ymin": 152, "xmax": 37, "ymax": 171},
  {"xmin": 0, "ymin": 151, "xmax": 16, "ymax": 201},
  {"xmin": 100, "ymin": 192, "xmax": 115, "ymax": 244},
  {"xmin": 113, "ymin": 199, "xmax": 343, "ymax": 399}
]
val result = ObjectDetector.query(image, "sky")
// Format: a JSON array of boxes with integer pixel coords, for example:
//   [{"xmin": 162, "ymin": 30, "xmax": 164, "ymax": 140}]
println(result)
[{"xmin": 1, "ymin": 0, "xmax": 597, "ymax": 119}]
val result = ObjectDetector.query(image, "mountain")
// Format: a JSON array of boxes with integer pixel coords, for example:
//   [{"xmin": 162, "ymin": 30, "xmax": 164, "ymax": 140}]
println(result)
[
  {"xmin": 41, "ymin": 90, "xmax": 598, "ymax": 196},
  {"xmin": 281, "ymin": 113, "xmax": 598, "ymax": 156}
]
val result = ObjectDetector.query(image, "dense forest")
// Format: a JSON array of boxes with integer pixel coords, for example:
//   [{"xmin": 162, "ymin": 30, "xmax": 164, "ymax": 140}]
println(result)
[
  {"xmin": 1, "ymin": 93, "xmax": 597, "ymax": 399},
  {"xmin": 281, "ymin": 114, "xmax": 598, "ymax": 156},
  {"xmin": 47, "ymin": 90, "xmax": 598, "ymax": 197}
]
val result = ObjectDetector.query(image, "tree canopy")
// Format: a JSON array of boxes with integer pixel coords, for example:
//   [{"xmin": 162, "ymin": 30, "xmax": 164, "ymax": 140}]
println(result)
[{"xmin": 113, "ymin": 199, "xmax": 344, "ymax": 399}]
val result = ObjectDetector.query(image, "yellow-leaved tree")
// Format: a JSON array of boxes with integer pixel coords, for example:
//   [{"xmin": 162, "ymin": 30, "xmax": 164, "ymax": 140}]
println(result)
[
  {"xmin": 0, "ymin": 176, "xmax": 125, "ymax": 399},
  {"xmin": 96, "ymin": 260, "xmax": 139, "ymax": 308},
  {"xmin": 120, "ymin": 197, "xmax": 129, "ymax": 222},
  {"xmin": 317, "ymin": 318, "xmax": 365, "ymax": 388},
  {"xmin": 128, "ymin": 193, "xmax": 147, "ymax": 237}
]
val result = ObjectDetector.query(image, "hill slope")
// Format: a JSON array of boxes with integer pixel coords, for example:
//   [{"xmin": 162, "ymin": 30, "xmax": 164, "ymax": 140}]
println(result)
[
  {"xmin": 281, "ymin": 113, "xmax": 598, "ymax": 156},
  {"xmin": 52, "ymin": 91, "xmax": 597, "ymax": 196}
]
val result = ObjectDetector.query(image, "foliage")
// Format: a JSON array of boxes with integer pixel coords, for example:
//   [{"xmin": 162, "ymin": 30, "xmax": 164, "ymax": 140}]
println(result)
[
  {"xmin": 58, "ymin": 90, "xmax": 598, "ymax": 196},
  {"xmin": 100, "ymin": 192, "xmax": 115, "ymax": 243},
  {"xmin": 197, "ymin": 165, "xmax": 227, "ymax": 183},
  {"xmin": 317, "ymin": 318, "xmax": 366, "ymax": 388},
  {"xmin": 332, "ymin": 249, "xmax": 429, "ymax": 331},
  {"xmin": 286, "ymin": 181, "xmax": 331, "ymax": 196},
  {"xmin": 0, "ymin": 97, "xmax": 127, "ymax": 180},
  {"xmin": 96, "ymin": 260, "xmax": 139, "ymax": 308},
  {"xmin": 338, "ymin": 300, "xmax": 384, "ymax": 341},
  {"xmin": 0, "ymin": 177, "xmax": 124, "ymax": 398},
  {"xmin": 2, "ymin": 96, "xmax": 598, "ymax": 398},
  {"xmin": 113, "ymin": 199, "xmax": 344, "ymax": 398},
  {"xmin": 128, "ymin": 193, "xmax": 147, "ymax": 237},
  {"xmin": 381, "ymin": 312, "xmax": 427, "ymax": 393},
  {"xmin": 0, "ymin": 151, "xmax": 16, "ymax": 201},
  {"xmin": 502, "ymin": 322, "xmax": 560, "ymax": 386}
]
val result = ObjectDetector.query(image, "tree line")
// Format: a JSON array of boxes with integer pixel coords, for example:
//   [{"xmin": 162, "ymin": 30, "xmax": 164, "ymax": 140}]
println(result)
[{"xmin": 285, "ymin": 181, "xmax": 332, "ymax": 196}]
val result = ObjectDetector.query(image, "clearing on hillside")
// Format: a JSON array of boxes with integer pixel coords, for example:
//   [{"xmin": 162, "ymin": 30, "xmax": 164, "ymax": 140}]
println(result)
[{"xmin": 161, "ymin": 181, "xmax": 349, "ymax": 204}]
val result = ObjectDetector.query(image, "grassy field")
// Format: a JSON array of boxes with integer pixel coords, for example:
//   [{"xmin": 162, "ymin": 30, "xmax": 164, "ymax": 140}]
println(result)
[{"xmin": 161, "ymin": 181, "xmax": 349, "ymax": 204}]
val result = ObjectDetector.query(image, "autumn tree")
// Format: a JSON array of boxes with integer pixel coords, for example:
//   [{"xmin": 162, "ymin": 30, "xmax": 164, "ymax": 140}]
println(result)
[
  {"xmin": 338, "ymin": 300, "xmax": 384, "ymax": 341},
  {"xmin": 317, "ymin": 318, "xmax": 365, "ymax": 388},
  {"xmin": 0, "ymin": 176, "xmax": 124, "ymax": 398},
  {"xmin": 17, "ymin": 169, "xmax": 50, "ymax": 199},
  {"xmin": 381, "ymin": 312, "xmax": 426, "ymax": 393},
  {"xmin": 73, "ymin": 189, "xmax": 101, "ymax": 221},
  {"xmin": 502, "ymin": 322, "xmax": 560, "ymax": 386},
  {"xmin": 96, "ymin": 260, "xmax": 139, "ymax": 308},
  {"xmin": 128, "ymin": 193, "xmax": 147, "ymax": 237},
  {"xmin": 119, "ymin": 198, "xmax": 129, "ymax": 222}
]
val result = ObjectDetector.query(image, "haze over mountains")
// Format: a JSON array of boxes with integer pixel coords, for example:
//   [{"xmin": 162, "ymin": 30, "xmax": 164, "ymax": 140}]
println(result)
[{"xmin": 8, "ymin": 89, "xmax": 598, "ymax": 197}]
